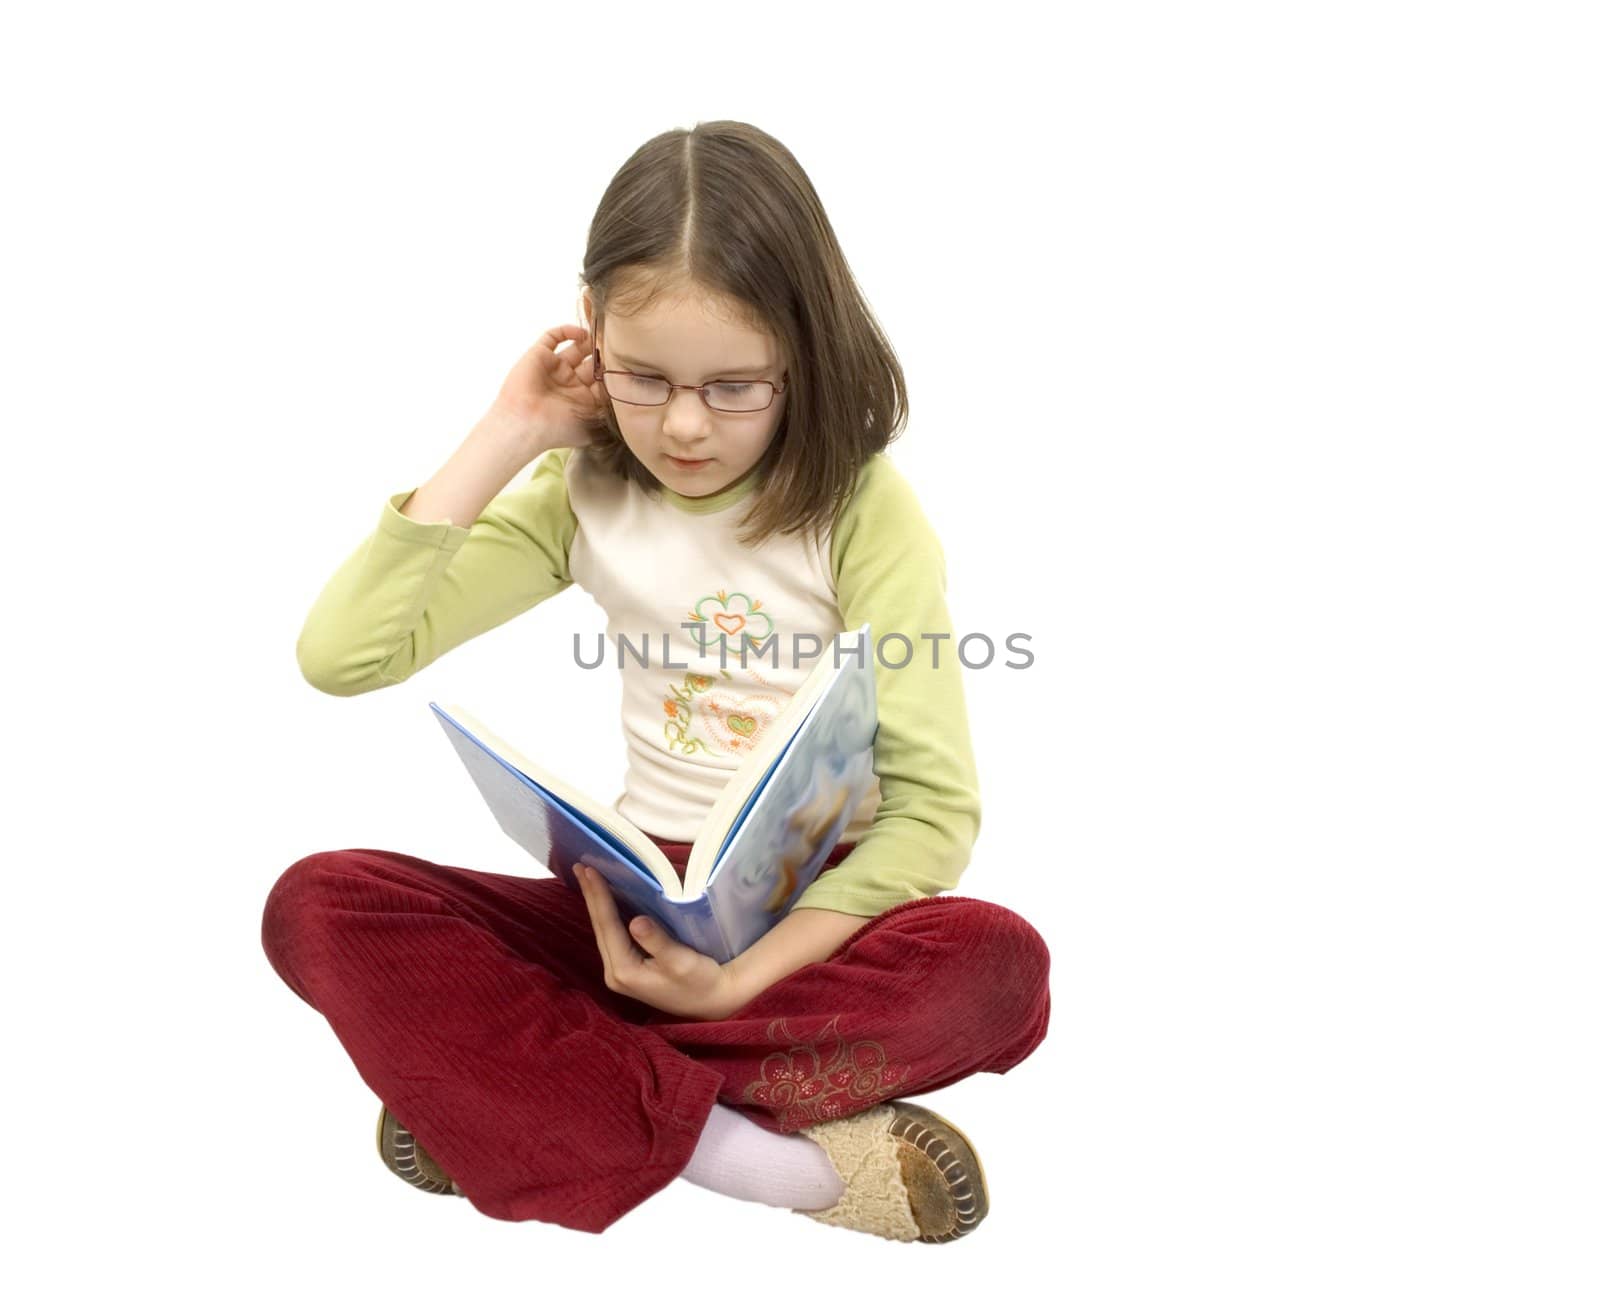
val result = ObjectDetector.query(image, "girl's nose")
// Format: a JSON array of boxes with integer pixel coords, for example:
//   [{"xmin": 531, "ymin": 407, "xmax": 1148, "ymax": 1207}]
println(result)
[{"xmin": 662, "ymin": 385, "xmax": 712, "ymax": 436}]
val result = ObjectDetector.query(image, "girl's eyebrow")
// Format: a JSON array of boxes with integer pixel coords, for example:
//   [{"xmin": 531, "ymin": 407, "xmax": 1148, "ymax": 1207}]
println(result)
[{"xmin": 611, "ymin": 353, "xmax": 770, "ymax": 379}]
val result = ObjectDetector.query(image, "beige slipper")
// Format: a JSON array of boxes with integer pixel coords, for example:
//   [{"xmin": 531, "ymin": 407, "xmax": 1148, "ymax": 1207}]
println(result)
[
  {"xmin": 376, "ymin": 1104, "xmax": 464, "ymax": 1197},
  {"xmin": 793, "ymin": 1100, "xmax": 989, "ymax": 1243}
]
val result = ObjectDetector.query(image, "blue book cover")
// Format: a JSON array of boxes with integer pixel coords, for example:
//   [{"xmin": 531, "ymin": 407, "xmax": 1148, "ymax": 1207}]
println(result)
[{"xmin": 429, "ymin": 625, "xmax": 878, "ymax": 963}]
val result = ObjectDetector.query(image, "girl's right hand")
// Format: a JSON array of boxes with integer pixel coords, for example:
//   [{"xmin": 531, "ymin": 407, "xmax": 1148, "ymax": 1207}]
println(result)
[{"xmin": 487, "ymin": 324, "xmax": 608, "ymax": 456}]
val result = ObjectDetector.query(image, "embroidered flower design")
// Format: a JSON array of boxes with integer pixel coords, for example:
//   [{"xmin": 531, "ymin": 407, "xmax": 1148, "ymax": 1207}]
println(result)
[
  {"xmin": 700, "ymin": 688, "xmax": 787, "ymax": 756},
  {"xmin": 662, "ymin": 582, "xmax": 780, "ymax": 758},
  {"xmin": 663, "ymin": 679, "xmax": 705, "ymax": 754},
  {"xmin": 741, "ymin": 1016, "xmax": 910, "ymax": 1131},
  {"xmin": 688, "ymin": 589, "xmax": 773, "ymax": 652}
]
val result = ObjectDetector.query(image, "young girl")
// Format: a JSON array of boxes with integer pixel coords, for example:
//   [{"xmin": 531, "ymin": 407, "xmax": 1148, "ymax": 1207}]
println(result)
[{"xmin": 262, "ymin": 120, "xmax": 1051, "ymax": 1244}]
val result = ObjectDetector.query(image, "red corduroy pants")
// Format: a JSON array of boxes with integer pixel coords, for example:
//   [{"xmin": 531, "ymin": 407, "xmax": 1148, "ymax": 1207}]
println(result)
[{"xmin": 260, "ymin": 835, "xmax": 1051, "ymax": 1233}]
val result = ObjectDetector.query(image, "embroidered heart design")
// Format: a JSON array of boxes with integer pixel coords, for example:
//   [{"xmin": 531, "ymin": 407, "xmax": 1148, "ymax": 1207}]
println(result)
[
  {"xmin": 714, "ymin": 612, "xmax": 746, "ymax": 636},
  {"xmin": 727, "ymin": 714, "xmax": 757, "ymax": 738}
]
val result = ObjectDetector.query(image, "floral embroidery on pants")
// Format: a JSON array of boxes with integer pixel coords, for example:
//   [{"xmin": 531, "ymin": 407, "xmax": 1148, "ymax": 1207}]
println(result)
[{"xmin": 740, "ymin": 1015, "xmax": 910, "ymax": 1131}]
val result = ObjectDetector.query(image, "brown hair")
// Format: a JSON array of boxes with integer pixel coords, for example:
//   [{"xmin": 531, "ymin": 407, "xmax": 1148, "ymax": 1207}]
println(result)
[{"xmin": 575, "ymin": 120, "xmax": 906, "ymax": 549}]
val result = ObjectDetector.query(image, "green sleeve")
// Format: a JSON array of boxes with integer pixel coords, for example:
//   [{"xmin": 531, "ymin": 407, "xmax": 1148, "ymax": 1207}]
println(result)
[
  {"xmin": 790, "ymin": 454, "xmax": 983, "ymax": 918},
  {"xmin": 296, "ymin": 448, "xmax": 578, "ymax": 696}
]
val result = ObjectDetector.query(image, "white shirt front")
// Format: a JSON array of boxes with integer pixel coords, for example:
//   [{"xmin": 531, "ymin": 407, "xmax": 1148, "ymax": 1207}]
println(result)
[{"xmin": 564, "ymin": 450, "xmax": 881, "ymax": 843}]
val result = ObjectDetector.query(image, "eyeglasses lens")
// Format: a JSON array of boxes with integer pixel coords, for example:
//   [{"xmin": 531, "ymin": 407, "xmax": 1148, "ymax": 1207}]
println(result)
[{"xmin": 606, "ymin": 373, "xmax": 773, "ymax": 412}]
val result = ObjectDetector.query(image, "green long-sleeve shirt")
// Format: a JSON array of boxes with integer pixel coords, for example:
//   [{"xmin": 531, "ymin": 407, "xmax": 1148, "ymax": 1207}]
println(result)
[{"xmin": 296, "ymin": 448, "xmax": 981, "ymax": 918}]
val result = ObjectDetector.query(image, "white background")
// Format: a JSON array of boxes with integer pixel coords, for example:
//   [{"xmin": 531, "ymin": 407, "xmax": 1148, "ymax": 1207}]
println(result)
[{"xmin": 4, "ymin": 2, "xmax": 1595, "ymax": 1289}]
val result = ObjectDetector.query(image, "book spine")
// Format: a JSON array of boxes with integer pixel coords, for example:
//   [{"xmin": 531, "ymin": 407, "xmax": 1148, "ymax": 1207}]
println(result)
[{"xmin": 649, "ymin": 893, "xmax": 734, "ymax": 964}]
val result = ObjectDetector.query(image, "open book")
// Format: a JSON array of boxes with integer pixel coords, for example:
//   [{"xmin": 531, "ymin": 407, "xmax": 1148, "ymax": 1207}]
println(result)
[{"xmin": 429, "ymin": 625, "xmax": 879, "ymax": 962}]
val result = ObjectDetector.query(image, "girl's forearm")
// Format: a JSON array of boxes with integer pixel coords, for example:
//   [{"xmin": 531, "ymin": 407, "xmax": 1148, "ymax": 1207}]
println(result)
[
  {"xmin": 726, "ymin": 907, "xmax": 872, "ymax": 1008},
  {"xmin": 400, "ymin": 406, "xmax": 548, "ymax": 528}
]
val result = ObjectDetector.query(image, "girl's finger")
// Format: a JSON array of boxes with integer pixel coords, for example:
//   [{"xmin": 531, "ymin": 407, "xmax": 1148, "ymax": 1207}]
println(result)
[
  {"xmin": 578, "ymin": 865, "xmax": 639, "ymax": 973},
  {"xmin": 546, "ymin": 325, "xmax": 596, "ymax": 389},
  {"xmin": 627, "ymin": 918, "xmax": 683, "ymax": 972},
  {"xmin": 576, "ymin": 866, "xmax": 616, "ymax": 981},
  {"xmin": 537, "ymin": 323, "xmax": 589, "ymax": 353},
  {"xmin": 556, "ymin": 336, "xmax": 594, "ymax": 383}
]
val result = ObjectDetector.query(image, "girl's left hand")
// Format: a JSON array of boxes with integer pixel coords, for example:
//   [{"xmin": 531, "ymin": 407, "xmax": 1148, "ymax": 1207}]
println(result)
[{"xmin": 574, "ymin": 864, "xmax": 745, "ymax": 1021}]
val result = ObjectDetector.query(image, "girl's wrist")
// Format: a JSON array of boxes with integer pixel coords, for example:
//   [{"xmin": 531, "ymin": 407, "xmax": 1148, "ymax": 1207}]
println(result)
[
  {"xmin": 715, "ymin": 961, "xmax": 755, "ymax": 1019},
  {"xmin": 476, "ymin": 401, "xmax": 553, "ymax": 466}
]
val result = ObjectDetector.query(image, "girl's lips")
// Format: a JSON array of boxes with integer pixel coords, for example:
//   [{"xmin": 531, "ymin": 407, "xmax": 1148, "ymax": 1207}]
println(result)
[{"xmin": 666, "ymin": 455, "xmax": 712, "ymax": 468}]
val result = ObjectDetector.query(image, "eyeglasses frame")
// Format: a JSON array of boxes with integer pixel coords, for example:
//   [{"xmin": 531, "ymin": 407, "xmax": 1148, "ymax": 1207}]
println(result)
[{"xmin": 593, "ymin": 347, "xmax": 788, "ymax": 414}]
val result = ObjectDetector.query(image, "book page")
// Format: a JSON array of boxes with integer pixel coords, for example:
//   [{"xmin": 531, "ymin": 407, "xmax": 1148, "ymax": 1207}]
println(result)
[{"xmin": 431, "ymin": 702, "xmax": 681, "ymax": 895}]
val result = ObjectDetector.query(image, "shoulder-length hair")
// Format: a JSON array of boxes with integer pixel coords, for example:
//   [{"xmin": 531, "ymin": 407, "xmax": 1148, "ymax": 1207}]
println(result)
[{"xmin": 575, "ymin": 120, "xmax": 907, "ymax": 549}]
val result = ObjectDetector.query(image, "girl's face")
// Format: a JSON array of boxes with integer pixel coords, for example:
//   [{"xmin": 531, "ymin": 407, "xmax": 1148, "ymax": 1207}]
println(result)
[{"xmin": 585, "ymin": 287, "xmax": 788, "ymax": 498}]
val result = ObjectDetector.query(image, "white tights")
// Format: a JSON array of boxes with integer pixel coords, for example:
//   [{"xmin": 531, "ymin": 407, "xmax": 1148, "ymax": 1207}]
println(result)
[{"xmin": 678, "ymin": 1102, "xmax": 846, "ymax": 1211}]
